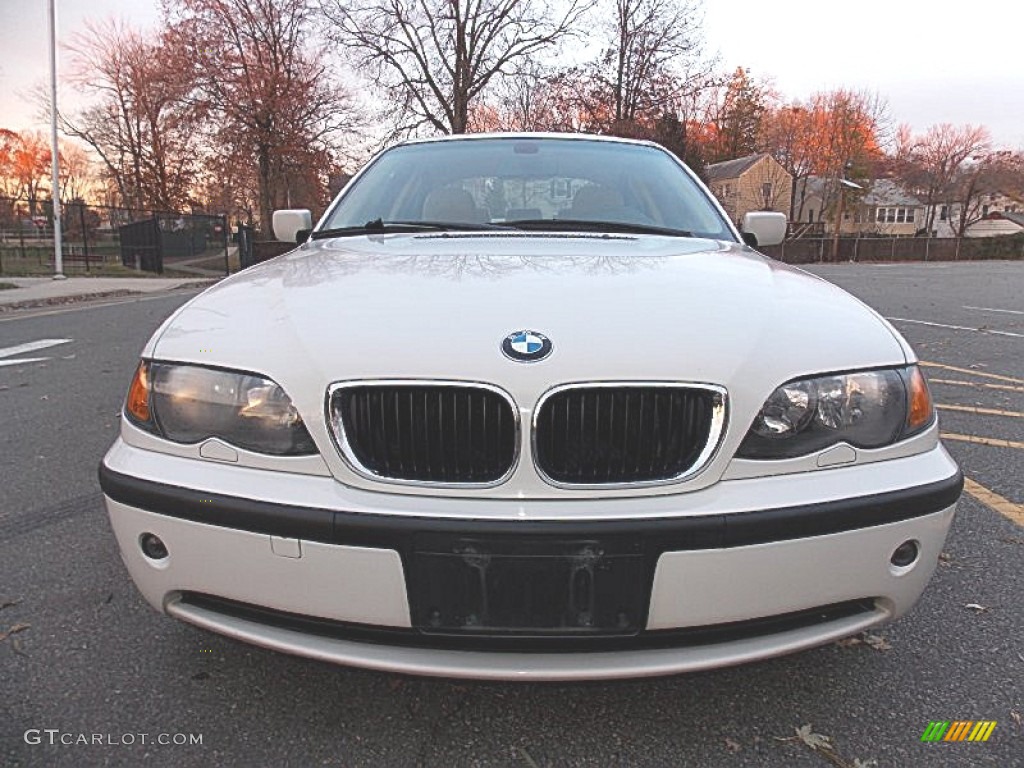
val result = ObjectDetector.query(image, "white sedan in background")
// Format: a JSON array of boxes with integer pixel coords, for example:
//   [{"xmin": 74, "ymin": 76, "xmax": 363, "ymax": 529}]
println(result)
[{"xmin": 100, "ymin": 134, "xmax": 962, "ymax": 680}]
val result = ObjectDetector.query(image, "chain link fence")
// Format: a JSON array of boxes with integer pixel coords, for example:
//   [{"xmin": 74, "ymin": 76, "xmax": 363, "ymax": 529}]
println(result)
[
  {"xmin": 0, "ymin": 197, "xmax": 234, "ymax": 277},
  {"xmin": 762, "ymin": 235, "xmax": 1024, "ymax": 264}
]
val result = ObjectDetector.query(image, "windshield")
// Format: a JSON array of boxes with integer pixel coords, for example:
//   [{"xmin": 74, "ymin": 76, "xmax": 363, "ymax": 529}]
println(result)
[{"xmin": 319, "ymin": 137, "xmax": 735, "ymax": 240}]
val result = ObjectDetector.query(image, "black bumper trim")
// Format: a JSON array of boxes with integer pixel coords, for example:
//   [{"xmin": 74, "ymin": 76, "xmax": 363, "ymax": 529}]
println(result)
[
  {"xmin": 179, "ymin": 592, "xmax": 880, "ymax": 653},
  {"xmin": 98, "ymin": 462, "xmax": 963, "ymax": 551}
]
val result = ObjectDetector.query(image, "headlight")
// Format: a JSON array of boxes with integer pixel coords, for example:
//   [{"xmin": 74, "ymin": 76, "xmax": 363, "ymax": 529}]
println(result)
[
  {"xmin": 737, "ymin": 366, "xmax": 934, "ymax": 460},
  {"xmin": 124, "ymin": 361, "xmax": 317, "ymax": 456}
]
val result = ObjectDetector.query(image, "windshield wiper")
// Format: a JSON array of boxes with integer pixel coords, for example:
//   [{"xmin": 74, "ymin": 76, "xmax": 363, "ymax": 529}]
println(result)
[
  {"xmin": 503, "ymin": 218, "xmax": 693, "ymax": 238},
  {"xmin": 311, "ymin": 218, "xmax": 512, "ymax": 239}
]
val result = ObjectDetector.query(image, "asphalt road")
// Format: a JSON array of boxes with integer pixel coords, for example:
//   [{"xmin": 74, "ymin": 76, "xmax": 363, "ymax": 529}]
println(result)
[{"xmin": 1, "ymin": 263, "xmax": 1021, "ymax": 767}]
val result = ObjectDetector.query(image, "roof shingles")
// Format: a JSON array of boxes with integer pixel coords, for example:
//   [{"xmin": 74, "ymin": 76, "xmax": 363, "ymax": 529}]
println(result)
[{"xmin": 705, "ymin": 154, "xmax": 767, "ymax": 182}]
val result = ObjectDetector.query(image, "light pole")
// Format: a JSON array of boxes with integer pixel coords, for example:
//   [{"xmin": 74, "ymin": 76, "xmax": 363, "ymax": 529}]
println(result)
[{"xmin": 48, "ymin": 0, "xmax": 65, "ymax": 279}]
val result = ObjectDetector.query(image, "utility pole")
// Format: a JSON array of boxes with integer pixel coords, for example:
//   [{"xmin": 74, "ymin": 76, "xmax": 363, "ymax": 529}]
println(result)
[
  {"xmin": 831, "ymin": 163, "xmax": 861, "ymax": 262},
  {"xmin": 831, "ymin": 183, "xmax": 845, "ymax": 262},
  {"xmin": 48, "ymin": 0, "xmax": 65, "ymax": 279}
]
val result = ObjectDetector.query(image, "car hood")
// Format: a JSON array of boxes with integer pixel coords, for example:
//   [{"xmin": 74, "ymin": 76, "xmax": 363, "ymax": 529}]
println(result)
[{"xmin": 150, "ymin": 233, "xmax": 910, "ymax": 496}]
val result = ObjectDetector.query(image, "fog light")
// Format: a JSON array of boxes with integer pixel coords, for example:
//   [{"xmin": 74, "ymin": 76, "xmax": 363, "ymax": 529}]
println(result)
[
  {"xmin": 890, "ymin": 539, "xmax": 919, "ymax": 567},
  {"xmin": 140, "ymin": 533, "xmax": 168, "ymax": 560}
]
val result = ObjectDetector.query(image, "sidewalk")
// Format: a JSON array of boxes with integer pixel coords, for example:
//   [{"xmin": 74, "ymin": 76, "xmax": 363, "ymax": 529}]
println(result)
[{"xmin": 0, "ymin": 276, "xmax": 218, "ymax": 311}]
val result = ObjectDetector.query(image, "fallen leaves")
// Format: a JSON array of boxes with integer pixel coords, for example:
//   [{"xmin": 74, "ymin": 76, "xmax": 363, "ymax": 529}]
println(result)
[
  {"xmin": 0, "ymin": 622, "xmax": 30, "ymax": 642},
  {"xmin": 794, "ymin": 724, "xmax": 832, "ymax": 751},
  {"xmin": 964, "ymin": 603, "xmax": 990, "ymax": 613},
  {"xmin": 724, "ymin": 737, "xmax": 742, "ymax": 753},
  {"xmin": 836, "ymin": 633, "xmax": 892, "ymax": 652},
  {"xmin": 776, "ymin": 724, "xmax": 877, "ymax": 768},
  {"xmin": 1, "ymin": 603, "xmax": 29, "ymax": 655},
  {"xmin": 516, "ymin": 746, "xmax": 540, "ymax": 768}
]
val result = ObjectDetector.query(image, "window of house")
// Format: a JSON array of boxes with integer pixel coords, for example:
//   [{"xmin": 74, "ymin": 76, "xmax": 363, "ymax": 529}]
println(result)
[
  {"xmin": 983, "ymin": 204, "xmax": 990, "ymax": 216},
  {"xmin": 940, "ymin": 205, "xmax": 948, "ymax": 221},
  {"xmin": 762, "ymin": 182, "xmax": 772, "ymax": 199},
  {"xmin": 809, "ymin": 209, "xmax": 815, "ymax": 222},
  {"xmin": 907, "ymin": 209, "xmax": 915, "ymax": 223},
  {"xmin": 886, "ymin": 209, "xmax": 896, "ymax": 223},
  {"xmin": 896, "ymin": 209, "xmax": 906, "ymax": 223},
  {"xmin": 876, "ymin": 208, "xmax": 885, "ymax": 223},
  {"xmin": 854, "ymin": 211, "xmax": 861, "ymax": 223}
]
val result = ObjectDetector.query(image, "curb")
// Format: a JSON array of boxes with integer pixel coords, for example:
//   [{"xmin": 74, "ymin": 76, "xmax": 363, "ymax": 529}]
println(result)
[{"xmin": 0, "ymin": 280, "xmax": 218, "ymax": 313}]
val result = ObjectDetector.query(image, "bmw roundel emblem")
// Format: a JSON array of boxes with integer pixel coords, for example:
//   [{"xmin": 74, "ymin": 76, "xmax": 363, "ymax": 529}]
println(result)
[{"xmin": 502, "ymin": 330, "xmax": 552, "ymax": 362}]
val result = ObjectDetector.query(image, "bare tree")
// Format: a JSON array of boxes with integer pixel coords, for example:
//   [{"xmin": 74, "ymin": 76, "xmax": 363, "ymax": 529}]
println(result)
[
  {"xmin": 320, "ymin": 0, "xmax": 591, "ymax": 135},
  {"xmin": 58, "ymin": 140, "xmax": 100, "ymax": 202},
  {"xmin": 469, "ymin": 63, "xmax": 592, "ymax": 132},
  {"xmin": 947, "ymin": 151, "xmax": 1016, "ymax": 239},
  {"xmin": 814, "ymin": 89, "xmax": 887, "ymax": 180},
  {"xmin": 0, "ymin": 129, "xmax": 22, "ymax": 199},
  {"xmin": 165, "ymin": 0, "xmax": 358, "ymax": 234},
  {"xmin": 63, "ymin": 20, "xmax": 201, "ymax": 211},
  {"xmin": 761, "ymin": 104, "xmax": 818, "ymax": 220},
  {"xmin": 705, "ymin": 67, "xmax": 771, "ymax": 163},
  {"xmin": 599, "ymin": 0, "xmax": 706, "ymax": 123},
  {"xmin": 896, "ymin": 123, "xmax": 990, "ymax": 234},
  {"xmin": 8, "ymin": 131, "xmax": 52, "ymax": 215}
]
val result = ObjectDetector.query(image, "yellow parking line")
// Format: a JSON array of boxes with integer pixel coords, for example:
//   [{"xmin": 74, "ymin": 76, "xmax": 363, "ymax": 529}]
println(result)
[
  {"xmin": 963, "ymin": 477, "xmax": 1024, "ymax": 527},
  {"xmin": 941, "ymin": 432, "xmax": 1024, "ymax": 450},
  {"xmin": 921, "ymin": 362, "xmax": 1024, "ymax": 385},
  {"xmin": 929, "ymin": 378, "xmax": 1024, "ymax": 394},
  {"xmin": 937, "ymin": 404, "xmax": 1024, "ymax": 419}
]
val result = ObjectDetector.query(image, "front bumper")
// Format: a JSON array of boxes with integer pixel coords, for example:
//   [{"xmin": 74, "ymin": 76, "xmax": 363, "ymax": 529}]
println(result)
[{"xmin": 100, "ymin": 440, "xmax": 962, "ymax": 680}]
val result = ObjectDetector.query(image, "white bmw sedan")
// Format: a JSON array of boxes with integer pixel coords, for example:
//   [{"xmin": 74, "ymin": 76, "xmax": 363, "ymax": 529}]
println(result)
[{"xmin": 100, "ymin": 134, "xmax": 962, "ymax": 680}]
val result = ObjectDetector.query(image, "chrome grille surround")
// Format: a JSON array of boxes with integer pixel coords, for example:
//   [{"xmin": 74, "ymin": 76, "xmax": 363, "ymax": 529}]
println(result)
[
  {"xmin": 326, "ymin": 380, "xmax": 520, "ymax": 488},
  {"xmin": 531, "ymin": 382, "xmax": 728, "ymax": 489}
]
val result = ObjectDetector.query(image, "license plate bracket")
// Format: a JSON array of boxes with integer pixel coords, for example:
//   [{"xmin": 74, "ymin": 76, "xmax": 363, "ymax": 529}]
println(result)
[{"xmin": 409, "ymin": 535, "xmax": 646, "ymax": 635}]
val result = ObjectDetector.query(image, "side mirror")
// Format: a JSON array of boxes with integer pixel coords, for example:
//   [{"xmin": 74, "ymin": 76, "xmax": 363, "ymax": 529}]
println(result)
[
  {"xmin": 741, "ymin": 211, "xmax": 787, "ymax": 247},
  {"xmin": 272, "ymin": 209, "xmax": 313, "ymax": 243}
]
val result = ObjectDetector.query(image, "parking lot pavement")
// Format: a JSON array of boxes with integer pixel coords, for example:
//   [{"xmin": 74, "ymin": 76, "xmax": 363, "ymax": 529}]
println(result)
[{"xmin": 1, "ymin": 262, "xmax": 1022, "ymax": 767}]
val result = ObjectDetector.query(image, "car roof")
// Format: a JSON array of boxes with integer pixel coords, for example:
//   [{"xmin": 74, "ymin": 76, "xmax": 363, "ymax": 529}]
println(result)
[{"xmin": 392, "ymin": 132, "xmax": 661, "ymax": 150}]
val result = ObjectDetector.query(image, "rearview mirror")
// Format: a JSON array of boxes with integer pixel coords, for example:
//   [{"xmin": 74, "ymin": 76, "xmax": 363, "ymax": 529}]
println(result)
[
  {"xmin": 272, "ymin": 209, "xmax": 313, "ymax": 243},
  {"xmin": 741, "ymin": 211, "xmax": 787, "ymax": 247}
]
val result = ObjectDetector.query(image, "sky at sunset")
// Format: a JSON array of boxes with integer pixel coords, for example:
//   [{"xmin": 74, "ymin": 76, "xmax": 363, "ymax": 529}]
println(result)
[{"xmin": 1, "ymin": 0, "xmax": 1023, "ymax": 149}]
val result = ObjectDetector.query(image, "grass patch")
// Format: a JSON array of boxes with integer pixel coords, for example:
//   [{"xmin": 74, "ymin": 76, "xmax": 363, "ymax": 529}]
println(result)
[
  {"xmin": 0, "ymin": 259, "xmax": 162, "ymax": 278},
  {"xmin": 0, "ymin": 282, "xmax": 18, "ymax": 290}
]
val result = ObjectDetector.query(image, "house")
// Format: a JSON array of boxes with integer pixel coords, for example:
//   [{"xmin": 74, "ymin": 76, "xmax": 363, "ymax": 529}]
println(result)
[
  {"xmin": 859, "ymin": 179, "xmax": 925, "ymax": 236},
  {"xmin": 791, "ymin": 176, "xmax": 826, "ymax": 233},
  {"xmin": 964, "ymin": 210, "xmax": 1024, "ymax": 237},
  {"xmin": 926, "ymin": 190, "xmax": 1024, "ymax": 238},
  {"xmin": 705, "ymin": 154, "xmax": 792, "ymax": 226},
  {"xmin": 792, "ymin": 177, "xmax": 925, "ymax": 236}
]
